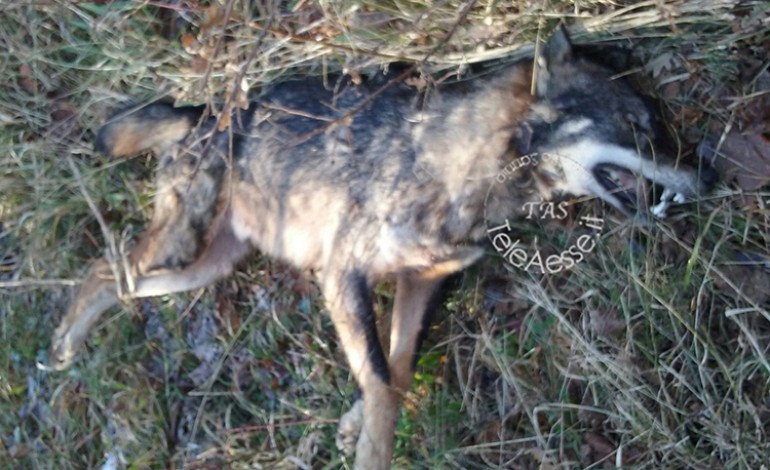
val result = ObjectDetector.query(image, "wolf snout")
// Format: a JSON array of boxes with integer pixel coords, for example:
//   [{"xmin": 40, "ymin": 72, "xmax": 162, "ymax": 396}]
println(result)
[{"xmin": 650, "ymin": 162, "xmax": 716, "ymax": 219}]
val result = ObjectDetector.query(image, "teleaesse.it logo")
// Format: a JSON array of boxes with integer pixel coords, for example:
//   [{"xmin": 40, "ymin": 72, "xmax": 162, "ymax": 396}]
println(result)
[{"xmin": 484, "ymin": 152, "xmax": 605, "ymax": 274}]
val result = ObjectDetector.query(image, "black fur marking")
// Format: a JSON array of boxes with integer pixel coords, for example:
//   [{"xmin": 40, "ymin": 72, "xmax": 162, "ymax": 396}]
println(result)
[
  {"xmin": 347, "ymin": 270, "xmax": 390, "ymax": 384},
  {"xmin": 412, "ymin": 277, "xmax": 450, "ymax": 370}
]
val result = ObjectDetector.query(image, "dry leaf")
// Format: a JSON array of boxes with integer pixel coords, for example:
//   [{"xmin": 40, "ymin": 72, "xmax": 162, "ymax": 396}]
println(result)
[
  {"xmin": 705, "ymin": 126, "xmax": 770, "ymax": 191},
  {"xmin": 48, "ymin": 94, "xmax": 80, "ymax": 140},
  {"xmin": 180, "ymin": 32, "xmax": 200, "ymax": 54},
  {"xmin": 200, "ymin": 3, "xmax": 226, "ymax": 34},
  {"xmin": 18, "ymin": 64, "xmax": 37, "ymax": 93},
  {"xmin": 645, "ymin": 51, "xmax": 675, "ymax": 78},
  {"xmin": 583, "ymin": 431, "xmax": 616, "ymax": 462},
  {"xmin": 216, "ymin": 289, "xmax": 240, "ymax": 336},
  {"xmin": 217, "ymin": 110, "xmax": 231, "ymax": 132},
  {"xmin": 713, "ymin": 264, "xmax": 770, "ymax": 305},
  {"xmin": 191, "ymin": 56, "xmax": 208, "ymax": 74},
  {"xmin": 588, "ymin": 309, "xmax": 626, "ymax": 338}
]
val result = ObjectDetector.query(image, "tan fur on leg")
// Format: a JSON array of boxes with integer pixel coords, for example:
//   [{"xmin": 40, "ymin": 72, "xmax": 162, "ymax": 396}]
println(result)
[
  {"xmin": 48, "ymin": 214, "xmax": 249, "ymax": 370},
  {"xmin": 355, "ymin": 386, "xmax": 399, "ymax": 470},
  {"xmin": 323, "ymin": 270, "xmax": 396, "ymax": 470},
  {"xmin": 47, "ymin": 259, "xmax": 119, "ymax": 370},
  {"xmin": 389, "ymin": 274, "xmax": 445, "ymax": 392}
]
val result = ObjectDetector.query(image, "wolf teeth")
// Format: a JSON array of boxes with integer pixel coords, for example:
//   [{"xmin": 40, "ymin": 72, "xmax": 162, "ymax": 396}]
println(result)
[
  {"xmin": 651, "ymin": 199, "xmax": 670, "ymax": 218},
  {"xmin": 651, "ymin": 188, "xmax": 686, "ymax": 218},
  {"xmin": 660, "ymin": 188, "xmax": 674, "ymax": 202}
]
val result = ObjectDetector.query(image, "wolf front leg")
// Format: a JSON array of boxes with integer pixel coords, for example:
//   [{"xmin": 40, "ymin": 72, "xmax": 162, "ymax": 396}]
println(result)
[
  {"xmin": 48, "ymin": 217, "xmax": 249, "ymax": 370},
  {"xmin": 324, "ymin": 269, "xmax": 396, "ymax": 470},
  {"xmin": 337, "ymin": 273, "xmax": 445, "ymax": 463},
  {"xmin": 388, "ymin": 273, "xmax": 444, "ymax": 394},
  {"xmin": 387, "ymin": 247, "xmax": 481, "ymax": 392}
]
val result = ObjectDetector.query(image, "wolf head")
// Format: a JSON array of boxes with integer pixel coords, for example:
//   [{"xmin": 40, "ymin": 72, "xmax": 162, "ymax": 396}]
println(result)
[{"xmin": 526, "ymin": 27, "xmax": 716, "ymax": 220}]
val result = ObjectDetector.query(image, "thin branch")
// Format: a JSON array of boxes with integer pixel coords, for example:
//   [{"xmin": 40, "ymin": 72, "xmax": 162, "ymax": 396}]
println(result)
[
  {"xmin": 0, "ymin": 279, "xmax": 80, "ymax": 288},
  {"xmin": 66, "ymin": 155, "xmax": 127, "ymax": 299}
]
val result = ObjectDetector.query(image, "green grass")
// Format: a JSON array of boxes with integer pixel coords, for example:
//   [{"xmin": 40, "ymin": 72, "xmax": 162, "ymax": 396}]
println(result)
[{"xmin": 2, "ymin": 1, "xmax": 770, "ymax": 469}]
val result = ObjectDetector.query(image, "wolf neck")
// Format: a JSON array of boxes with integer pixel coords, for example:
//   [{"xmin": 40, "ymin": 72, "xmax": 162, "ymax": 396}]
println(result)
[
  {"xmin": 417, "ymin": 62, "xmax": 535, "ymax": 174},
  {"xmin": 415, "ymin": 62, "xmax": 544, "ymax": 239}
]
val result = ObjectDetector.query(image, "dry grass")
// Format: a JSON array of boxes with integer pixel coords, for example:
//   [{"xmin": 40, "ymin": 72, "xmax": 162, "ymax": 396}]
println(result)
[{"xmin": 1, "ymin": 1, "xmax": 769, "ymax": 469}]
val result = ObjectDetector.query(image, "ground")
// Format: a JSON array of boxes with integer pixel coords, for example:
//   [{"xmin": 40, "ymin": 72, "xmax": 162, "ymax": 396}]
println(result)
[{"xmin": 1, "ymin": 1, "xmax": 769, "ymax": 469}]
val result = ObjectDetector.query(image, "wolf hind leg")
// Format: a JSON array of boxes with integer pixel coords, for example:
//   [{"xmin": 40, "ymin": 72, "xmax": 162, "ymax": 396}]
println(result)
[
  {"xmin": 129, "ymin": 217, "xmax": 249, "ymax": 298},
  {"xmin": 46, "ymin": 258, "xmax": 120, "ymax": 371},
  {"xmin": 47, "ymin": 217, "xmax": 249, "ymax": 370}
]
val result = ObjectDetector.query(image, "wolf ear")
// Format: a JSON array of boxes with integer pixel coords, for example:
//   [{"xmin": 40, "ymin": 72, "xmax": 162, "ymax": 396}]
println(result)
[{"xmin": 535, "ymin": 24, "xmax": 574, "ymax": 98}]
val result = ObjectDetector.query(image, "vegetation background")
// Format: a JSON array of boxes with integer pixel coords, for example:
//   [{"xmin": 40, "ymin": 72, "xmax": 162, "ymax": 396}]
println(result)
[{"xmin": 1, "ymin": 0, "xmax": 769, "ymax": 468}]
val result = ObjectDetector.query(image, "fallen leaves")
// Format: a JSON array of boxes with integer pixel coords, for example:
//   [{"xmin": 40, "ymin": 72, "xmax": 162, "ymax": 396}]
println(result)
[
  {"xmin": 645, "ymin": 51, "xmax": 677, "ymax": 79},
  {"xmin": 704, "ymin": 126, "xmax": 770, "ymax": 191},
  {"xmin": 648, "ymin": 19, "xmax": 770, "ymax": 193},
  {"xmin": 47, "ymin": 93, "xmax": 80, "ymax": 141},
  {"xmin": 713, "ymin": 263, "xmax": 770, "ymax": 306},
  {"xmin": 18, "ymin": 64, "xmax": 37, "ymax": 94},
  {"xmin": 700, "ymin": 66, "xmax": 770, "ymax": 191},
  {"xmin": 699, "ymin": 57, "xmax": 770, "ymax": 191}
]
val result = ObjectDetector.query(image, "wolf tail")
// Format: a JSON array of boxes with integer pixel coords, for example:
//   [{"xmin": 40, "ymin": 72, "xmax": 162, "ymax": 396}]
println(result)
[{"xmin": 95, "ymin": 101, "xmax": 205, "ymax": 157}]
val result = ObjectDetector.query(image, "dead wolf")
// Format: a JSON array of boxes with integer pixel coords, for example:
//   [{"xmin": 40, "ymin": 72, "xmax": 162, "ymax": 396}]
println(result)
[{"xmin": 46, "ymin": 27, "xmax": 714, "ymax": 469}]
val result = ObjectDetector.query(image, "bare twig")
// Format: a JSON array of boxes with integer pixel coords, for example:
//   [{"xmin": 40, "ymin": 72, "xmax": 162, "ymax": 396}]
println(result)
[
  {"xmin": 65, "ymin": 155, "xmax": 127, "ymax": 299},
  {"xmin": 0, "ymin": 279, "xmax": 80, "ymax": 288}
]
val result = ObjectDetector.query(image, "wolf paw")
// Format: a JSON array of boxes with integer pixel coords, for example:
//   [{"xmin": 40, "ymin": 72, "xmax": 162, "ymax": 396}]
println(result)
[
  {"xmin": 40, "ymin": 326, "xmax": 76, "ymax": 371},
  {"xmin": 336, "ymin": 399, "xmax": 363, "ymax": 456}
]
